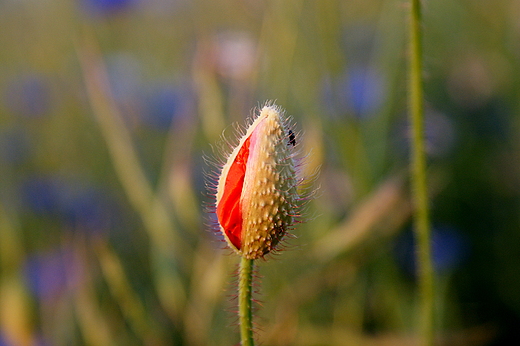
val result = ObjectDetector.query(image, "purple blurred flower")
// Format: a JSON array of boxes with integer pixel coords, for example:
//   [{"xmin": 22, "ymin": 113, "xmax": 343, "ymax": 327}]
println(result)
[
  {"xmin": 141, "ymin": 83, "xmax": 193, "ymax": 130},
  {"xmin": 80, "ymin": 0, "xmax": 136, "ymax": 16},
  {"xmin": 321, "ymin": 66, "xmax": 387, "ymax": 119},
  {"xmin": 21, "ymin": 176, "xmax": 61, "ymax": 216},
  {"xmin": 4, "ymin": 74, "xmax": 52, "ymax": 118},
  {"xmin": 102, "ymin": 52, "xmax": 193, "ymax": 130},
  {"xmin": 24, "ymin": 248, "xmax": 81, "ymax": 301},
  {"xmin": 341, "ymin": 66, "xmax": 386, "ymax": 117},
  {"xmin": 58, "ymin": 182, "xmax": 115, "ymax": 232},
  {"xmin": 20, "ymin": 175, "xmax": 116, "ymax": 233},
  {"xmin": 0, "ymin": 334, "xmax": 9, "ymax": 346},
  {"xmin": 395, "ymin": 225, "xmax": 469, "ymax": 276}
]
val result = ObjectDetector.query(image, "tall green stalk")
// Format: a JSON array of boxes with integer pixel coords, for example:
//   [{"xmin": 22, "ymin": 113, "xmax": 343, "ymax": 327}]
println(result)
[
  {"xmin": 238, "ymin": 257, "xmax": 255, "ymax": 346},
  {"xmin": 408, "ymin": 1, "xmax": 434, "ymax": 346}
]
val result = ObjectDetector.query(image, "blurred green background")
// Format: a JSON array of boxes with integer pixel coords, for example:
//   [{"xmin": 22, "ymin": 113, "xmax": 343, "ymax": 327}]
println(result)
[{"xmin": 1, "ymin": 0, "xmax": 520, "ymax": 345}]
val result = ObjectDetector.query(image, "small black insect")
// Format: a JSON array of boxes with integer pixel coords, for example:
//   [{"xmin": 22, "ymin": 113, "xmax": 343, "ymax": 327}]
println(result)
[{"xmin": 288, "ymin": 130, "xmax": 296, "ymax": 146}]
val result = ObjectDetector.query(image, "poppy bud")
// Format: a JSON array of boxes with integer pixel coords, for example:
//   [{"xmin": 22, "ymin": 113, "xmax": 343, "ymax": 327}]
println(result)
[{"xmin": 212, "ymin": 104, "xmax": 302, "ymax": 259}]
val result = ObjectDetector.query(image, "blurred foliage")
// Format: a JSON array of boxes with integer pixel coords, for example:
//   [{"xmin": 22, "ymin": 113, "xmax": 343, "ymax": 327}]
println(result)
[{"xmin": 1, "ymin": 0, "xmax": 520, "ymax": 345}]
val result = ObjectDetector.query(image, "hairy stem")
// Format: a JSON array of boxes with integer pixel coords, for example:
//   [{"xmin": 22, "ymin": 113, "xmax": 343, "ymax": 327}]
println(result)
[
  {"xmin": 408, "ymin": 1, "xmax": 435, "ymax": 346},
  {"xmin": 239, "ymin": 257, "xmax": 255, "ymax": 346}
]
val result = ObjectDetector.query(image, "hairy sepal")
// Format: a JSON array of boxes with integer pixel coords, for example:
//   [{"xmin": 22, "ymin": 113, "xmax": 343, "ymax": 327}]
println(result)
[{"xmin": 214, "ymin": 103, "xmax": 302, "ymax": 259}]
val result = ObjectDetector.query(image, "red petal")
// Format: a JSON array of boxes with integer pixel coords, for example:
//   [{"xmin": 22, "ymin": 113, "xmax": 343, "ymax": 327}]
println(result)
[{"xmin": 217, "ymin": 136, "xmax": 251, "ymax": 250}]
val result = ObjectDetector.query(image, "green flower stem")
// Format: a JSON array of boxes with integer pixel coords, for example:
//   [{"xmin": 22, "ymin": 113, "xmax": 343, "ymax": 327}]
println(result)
[
  {"xmin": 239, "ymin": 257, "xmax": 255, "ymax": 346},
  {"xmin": 408, "ymin": 1, "xmax": 434, "ymax": 346}
]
